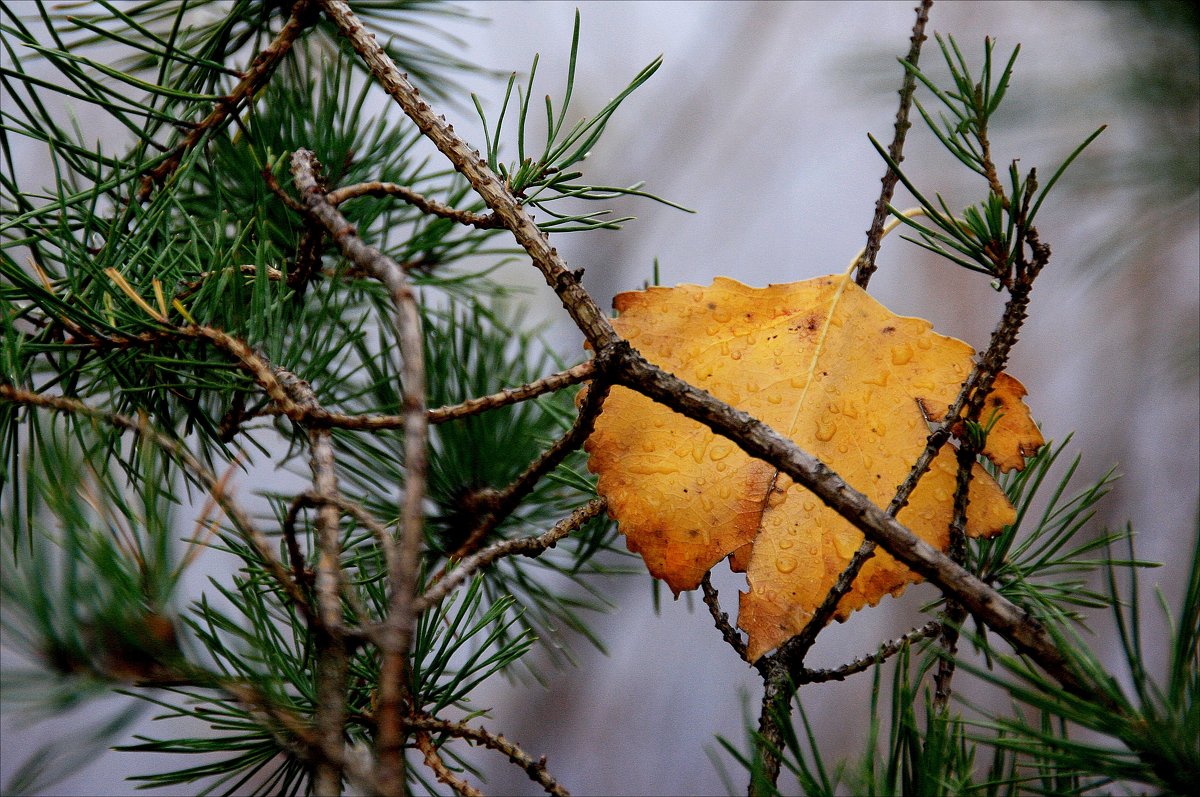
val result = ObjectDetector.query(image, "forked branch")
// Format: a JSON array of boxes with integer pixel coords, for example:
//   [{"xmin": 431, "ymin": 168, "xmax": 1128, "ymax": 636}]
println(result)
[
  {"xmin": 405, "ymin": 714, "xmax": 570, "ymax": 797},
  {"xmin": 316, "ymin": 0, "xmax": 1110, "ymax": 711},
  {"xmin": 291, "ymin": 147, "xmax": 430, "ymax": 795}
]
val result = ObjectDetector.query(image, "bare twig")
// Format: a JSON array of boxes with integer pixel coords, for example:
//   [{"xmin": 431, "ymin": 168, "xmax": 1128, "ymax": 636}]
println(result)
[
  {"xmin": 700, "ymin": 573, "xmax": 749, "ymax": 663},
  {"xmin": 405, "ymin": 714, "xmax": 570, "ymax": 797},
  {"xmin": 932, "ymin": 603, "xmax": 969, "ymax": 711},
  {"xmin": 854, "ymin": 0, "xmax": 933, "ymax": 289},
  {"xmin": 290, "ymin": 147, "xmax": 428, "ymax": 796},
  {"xmin": 929, "ymin": 208, "xmax": 1047, "ymax": 712},
  {"xmin": 78, "ymin": 319, "xmax": 588, "ymax": 434},
  {"xmin": 274, "ymin": 372, "xmax": 346, "ymax": 632},
  {"xmin": 281, "ymin": 493, "xmax": 317, "ymax": 589},
  {"xmin": 416, "ymin": 498, "xmax": 607, "ymax": 613},
  {"xmin": 195, "ymin": 319, "xmax": 567, "ymax": 485},
  {"xmin": 326, "ymin": 181, "xmax": 501, "ymax": 229},
  {"xmin": 427, "ymin": 360, "xmax": 596, "ymax": 423},
  {"xmin": 796, "ymin": 620, "xmax": 942, "ymax": 684},
  {"xmin": 260, "ymin": 359, "xmax": 596, "ymax": 429},
  {"xmin": 416, "ymin": 731, "xmax": 484, "ymax": 797}
]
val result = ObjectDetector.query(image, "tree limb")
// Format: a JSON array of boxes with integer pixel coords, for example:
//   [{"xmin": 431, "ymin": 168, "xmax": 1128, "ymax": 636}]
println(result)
[
  {"xmin": 326, "ymin": 181, "xmax": 501, "ymax": 229},
  {"xmin": 854, "ymin": 0, "xmax": 933, "ymax": 288},
  {"xmin": 290, "ymin": 147, "xmax": 429, "ymax": 796},
  {"xmin": 405, "ymin": 714, "xmax": 570, "ymax": 797},
  {"xmin": 138, "ymin": 0, "xmax": 317, "ymax": 200},
  {"xmin": 416, "ymin": 498, "xmax": 607, "ymax": 613}
]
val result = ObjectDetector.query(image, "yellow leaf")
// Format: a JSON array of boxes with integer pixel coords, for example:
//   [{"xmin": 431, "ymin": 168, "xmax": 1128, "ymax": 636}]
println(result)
[{"xmin": 583, "ymin": 272, "xmax": 1043, "ymax": 661}]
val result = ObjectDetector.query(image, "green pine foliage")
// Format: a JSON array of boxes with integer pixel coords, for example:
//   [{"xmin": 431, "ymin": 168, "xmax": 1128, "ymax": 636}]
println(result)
[
  {"xmin": 1, "ymin": 2, "xmax": 1194, "ymax": 796},
  {"xmin": 719, "ymin": 442, "xmax": 1197, "ymax": 795}
]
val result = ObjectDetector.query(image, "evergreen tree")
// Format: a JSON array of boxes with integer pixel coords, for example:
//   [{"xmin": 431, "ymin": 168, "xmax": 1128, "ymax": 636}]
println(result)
[{"xmin": 1, "ymin": 1, "xmax": 1195, "ymax": 794}]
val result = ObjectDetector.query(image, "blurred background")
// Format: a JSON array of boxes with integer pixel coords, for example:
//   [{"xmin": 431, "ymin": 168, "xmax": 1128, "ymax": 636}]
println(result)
[{"xmin": 2, "ymin": 1, "xmax": 1197, "ymax": 794}]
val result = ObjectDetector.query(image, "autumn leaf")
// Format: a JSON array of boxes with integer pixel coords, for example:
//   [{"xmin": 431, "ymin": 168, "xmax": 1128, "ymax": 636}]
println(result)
[{"xmin": 583, "ymin": 271, "xmax": 1043, "ymax": 661}]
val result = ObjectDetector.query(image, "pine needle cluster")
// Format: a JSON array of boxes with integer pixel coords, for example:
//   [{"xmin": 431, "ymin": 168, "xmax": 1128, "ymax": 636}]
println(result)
[{"xmin": 1, "ymin": 2, "xmax": 1194, "ymax": 795}]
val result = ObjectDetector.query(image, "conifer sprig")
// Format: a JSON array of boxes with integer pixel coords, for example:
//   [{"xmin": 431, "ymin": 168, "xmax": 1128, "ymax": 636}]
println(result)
[{"xmin": 2, "ymin": 2, "xmax": 1190, "ymax": 795}]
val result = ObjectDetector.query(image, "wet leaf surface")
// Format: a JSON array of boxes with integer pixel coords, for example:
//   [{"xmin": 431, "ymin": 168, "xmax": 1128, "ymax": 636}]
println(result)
[{"xmin": 584, "ymin": 272, "xmax": 1042, "ymax": 660}]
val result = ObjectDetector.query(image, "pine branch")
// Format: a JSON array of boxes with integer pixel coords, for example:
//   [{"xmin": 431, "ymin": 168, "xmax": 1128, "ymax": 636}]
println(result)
[
  {"xmin": 795, "ymin": 621, "xmax": 942, "ymax": 685},
  {"xmin": 854, "ymin": 0, "xmax": 932, "ymax": 289},
  {"xmin": 137, "ymin": 0, "xmax": 319, "ymax": 200},
  {"xmin": 0, "ymin": 384, "xmax": 312, "ymax": 619},
  {"xmin": 405, "ymin": 713, "xmax": 570, "ymax": 797},
  {"xmin": 317, "ymin": 0, "xmax": 1110, "ymax": 713},
  {"xmin": 417, "ymin": 498, "xmax": 607, "ymax": 613},
  {"xmin": 425, "ymin": 360, "xmax": 596, "ymax": 424},
  {"xmin": 259, "ymin": 359, "xmax": 596, "ymax": 429}
]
